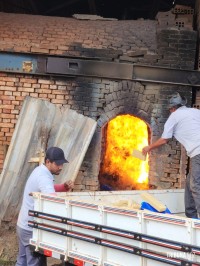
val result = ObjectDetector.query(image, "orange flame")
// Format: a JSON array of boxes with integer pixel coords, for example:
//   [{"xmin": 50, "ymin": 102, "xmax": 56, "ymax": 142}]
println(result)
[{"xmin": 101, "ymin": 114, "xmax": 149, "ymax": 190}]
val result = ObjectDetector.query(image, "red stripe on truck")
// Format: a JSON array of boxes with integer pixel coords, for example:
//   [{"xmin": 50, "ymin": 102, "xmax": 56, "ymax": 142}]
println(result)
[
  {"xmin": 74, "ymin": 258, "xmax": 84, "ymax": 266},
  {"xmin": 43, "ymin": 249, "xmax": 52, "ymax": 257}
]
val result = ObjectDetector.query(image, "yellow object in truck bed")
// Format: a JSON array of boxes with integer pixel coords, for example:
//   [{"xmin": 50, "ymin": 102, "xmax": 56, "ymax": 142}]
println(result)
[{"xmin": 141, "ymin": 192, "xmax": 167, "ymax": 212}]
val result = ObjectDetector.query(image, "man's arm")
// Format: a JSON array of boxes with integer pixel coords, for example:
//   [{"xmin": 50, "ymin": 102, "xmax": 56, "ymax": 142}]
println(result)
[
  {"xmin": 54, "ymin": 180, "xmax": 74, "ymax": 192},
  {"xmin": 142, "ymin": 138, "xmax": 168, "ymax": 156}
]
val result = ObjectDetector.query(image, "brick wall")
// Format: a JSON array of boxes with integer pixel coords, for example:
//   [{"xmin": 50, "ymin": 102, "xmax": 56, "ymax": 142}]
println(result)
[
  {"xmin": 0, "ymin": 12, "xmax": 197, "ymax": 67},
  {"xmin": 0, "ymin": 71, "xmax": 192, "ymax": 190},
  {"xmin": 0, "ymin": 12, "xmax": 157, "ymax": 57},
  {"xmin": 157, "ymin": 29, "xmax": 197, "ymax": 69},
  {"xmin": 0, "ymin": 11, "xmax": 197, "ymax": 190}
]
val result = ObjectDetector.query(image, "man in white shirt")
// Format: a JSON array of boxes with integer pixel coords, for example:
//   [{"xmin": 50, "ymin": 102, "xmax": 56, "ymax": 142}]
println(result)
[
  {"xmin": 15, "ymin": 146, "xmax": 71, "ymax": 266},
  {"xmin": 142, "ymin": 92, "xmax": 200, "ymax": 218}
]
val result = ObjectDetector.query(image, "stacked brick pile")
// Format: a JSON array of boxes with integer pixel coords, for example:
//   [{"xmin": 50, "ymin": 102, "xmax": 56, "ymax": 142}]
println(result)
[
  {"xmin": 0, "ymin": 13, "xmax": 157, "ymax": 58},
  {"xmin": 173, "ymin": 5, "xmax": 194, "ymax": 30},
  {"xmin": 156, "ymin": 4, "xmax": 194, "ymax": 30}
]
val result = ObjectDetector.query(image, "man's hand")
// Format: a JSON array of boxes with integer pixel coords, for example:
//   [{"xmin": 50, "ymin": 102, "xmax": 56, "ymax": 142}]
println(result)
[
  {"xmin": 142, "ymin": 146, "xmax": 151, "ymax": 156},
  {"xmin": 64, "ymin": 180, "xmax": 74, "ymax": 191},
  {"xmin": 142, "ymin": 138, "xmax": 168, "ymax": 156}
]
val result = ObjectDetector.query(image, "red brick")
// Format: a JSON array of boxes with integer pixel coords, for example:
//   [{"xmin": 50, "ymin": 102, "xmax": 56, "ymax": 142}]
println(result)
[
  {"xmin": 23, "ymin": 83, "xmax": 32, "ymax": 87},
  {"xmin": 11, "ymin": 110, "xmax": 20, "ymax": 114},
  {"xmin": 2, "ymin": 77, "xmax": 18, "ymax": 82},
  {"xmin": 20, "ymin": 78, "xmax": 37, "ymax": 83},
  {"xmin": 5, "ymin": 132, "xmax": 13, "ymax": 137},
  {"xmin": 0, "ymin": 86, "xmax": 15, "ymax": 91},
  {"xmin": 29, "ymin": 93, "xmax": 38, "ymax": 97},
  {"xmin": 38, "ymin": 79, "xmax": 54, "ymax": 85},
  {"xmin": 3, "ymin": 100, "xmax": 11, "ymax": 105},
  {"xmin": 36, "ymin": 89, "xmax": 51, "ymax": 93},
  {"xmin": 14, "ymin": 46, "xmax": 31, "ymax": 53},
  {"xmin": 0, "ymin": 104, "xmax": 14, "ymax": 110},
  {"xmin": 2, "ymin": 109, "xmax": 11, "ymax": 114},
  {"xmin": 5, "ymin": 91, "xmax": 13, "ymax": 96},
  {"xmin": 6, "ymin": 82, "xmax": 14, "ymax": 86},
  {"xmin": 13, "ymin": 92, "xmax": 21, "ymax": 96},
  {"xmin": 56, "ymin": 95, "xmax": 64, "ymax": 100},
  {"xmin": 48, "ymin": 94, "xmax": 56, "ymax": 99},
  {"xmin": 49, "ymin": 85, "xmax": 57, "ymax": 89},
  {"xmin": 38, "ymin": 93, "xmax": 47, "ymax": 98},
  {"xmin": 1, "ymin": 95, "xmax": 15, "ymax": 100},
  {"xmin": 15, "ymin": 96, "xmax": 24, "ymax": 101},
  {"xmin": 6, "ymin": 137, "xmax": 12, "ymax": 142},
  {"xmin": 31, "ymin": 47, "xmax": 49, "ymax": 53},
  {"xmin": 1, "ymin": 128, "xmax": 9, "ymax": 132},
  {"xmin": 21, "ymin": 92, "xmax": 30, "ymax": 96},
  {"xmin": 9, "ymin": 128, "xmax": 15, "ymax": 133},
  {"xmin": 52, "ymin": 90, "xmax": 66, "ymax": 95},
  {"xmin": 51, "ymin": 99, "xmax": 66, "ymax": 104},
  {"xmin": 0, "ymin": 122, "xmax": 14, "ymax": 128},
  {"xmin": 12, "ymin": 100, "xmax": 20, "ymax": 105},
  {"xmin": 1, "ymin": 114, "xmax": 15, "ymax": 119},
  {"xmin": 3, "ymin": 119, "xmax": 11, "ymax": 123}
]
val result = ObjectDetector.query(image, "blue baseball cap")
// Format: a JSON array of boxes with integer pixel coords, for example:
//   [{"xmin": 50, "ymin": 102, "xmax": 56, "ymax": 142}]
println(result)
[{"xmin": 46, "ymin": 147, "xmax": 68, "ymax": 165}]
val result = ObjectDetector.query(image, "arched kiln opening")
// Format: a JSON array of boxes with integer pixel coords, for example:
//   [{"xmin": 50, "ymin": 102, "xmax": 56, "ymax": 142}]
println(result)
[{"xmin": 99, "ymin": 114, "xmax": 149, "ymax": 191}]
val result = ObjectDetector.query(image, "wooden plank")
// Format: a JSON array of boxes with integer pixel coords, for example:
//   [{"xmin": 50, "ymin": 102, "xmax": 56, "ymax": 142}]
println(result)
[
  {"xmin": 0, "ymin": 96, "xmax": 97, "ymax": 223},
  {"xmin": 48, "ymin": 107, "xmax": 97, "ymax": 184},
  {"xmin": 0, "ymin": 96, "xmax": 56, "ymax": 222},
  {"xmin": 141, "ymin": 192, "xmax": 167, "ymax": 212},
  {"xmin": 132, "ymin": 149, "xmax": 146, "ymax": 161},
  {"xmin": 72, "ymin": 14, "xmax": 117, "ymax": 21}
]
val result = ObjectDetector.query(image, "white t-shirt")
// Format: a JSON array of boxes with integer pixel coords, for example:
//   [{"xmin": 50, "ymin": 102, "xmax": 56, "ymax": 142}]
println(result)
[
  {"xmin": 17, "ymin": 164, "xmax": 55, "ymax": 231},
  {"xmin": 162, "ymin": 106, "xmax": 200, "ymax": 158}
]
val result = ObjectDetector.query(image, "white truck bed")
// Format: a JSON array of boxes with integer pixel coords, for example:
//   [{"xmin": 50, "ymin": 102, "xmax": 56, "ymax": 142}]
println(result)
[{"xmin": 29, "ymin": 189, "xmax": 200, "ymax": 266}]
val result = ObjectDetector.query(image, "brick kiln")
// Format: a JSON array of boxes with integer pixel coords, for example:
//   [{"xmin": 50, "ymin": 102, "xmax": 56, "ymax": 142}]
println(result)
[{"xmin": 0, "ymin": 4, "xmax": 200, "ymax": 192}]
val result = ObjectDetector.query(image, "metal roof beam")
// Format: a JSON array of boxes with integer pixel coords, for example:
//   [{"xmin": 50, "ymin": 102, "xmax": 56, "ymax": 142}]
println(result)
[{"xmin": 0, "ymin": 52, "xmax": 200, "ymax": 87}]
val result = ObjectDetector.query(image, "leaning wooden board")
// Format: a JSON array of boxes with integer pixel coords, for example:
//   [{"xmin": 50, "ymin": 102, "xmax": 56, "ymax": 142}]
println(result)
[
  {"xmin": 48, "ymin": 107, "xmax": 97, "ymax": 185},
  {"xmin": 0, "ymin": 96, "xmax": 97, "ymax": 223}
]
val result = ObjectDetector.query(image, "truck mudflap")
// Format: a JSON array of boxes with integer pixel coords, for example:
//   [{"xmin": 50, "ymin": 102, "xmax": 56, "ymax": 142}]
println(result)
[{"xmin": 29, "ymin": 210, "xmax": 200, "ymax": 266}]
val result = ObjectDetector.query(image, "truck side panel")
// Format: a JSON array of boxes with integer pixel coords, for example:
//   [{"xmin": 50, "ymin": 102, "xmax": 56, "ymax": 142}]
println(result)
[{"xmin": 30, "ymin": 190, "xmax": 200, "ymax": 265}]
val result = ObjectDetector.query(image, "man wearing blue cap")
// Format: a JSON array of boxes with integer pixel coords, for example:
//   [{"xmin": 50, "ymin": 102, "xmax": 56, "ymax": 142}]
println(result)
[
  {"xmin": 142, "ymin": 92, "xmax": 200, "ymax": 219},
  {"xmin": 15, "ymin": 147, "xmax": 74, "ymax": 266}
]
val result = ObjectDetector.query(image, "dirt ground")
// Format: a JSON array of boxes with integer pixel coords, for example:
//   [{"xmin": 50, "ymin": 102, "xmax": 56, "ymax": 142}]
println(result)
[
  {"xmin": 0, "ymin": 222, "xmax": 18, "ymax": 266},
  {"xmin": 0, "ymin": 222, "xmax": 63, "ymax": 266}
]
